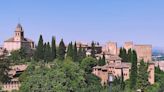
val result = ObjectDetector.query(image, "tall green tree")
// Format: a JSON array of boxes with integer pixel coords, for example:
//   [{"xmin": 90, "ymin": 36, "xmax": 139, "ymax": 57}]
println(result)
[
  {"xmin": 91, "ymin": 41, "xmax": 96, "ymax": 58},
  {"xmin": 98, "ymin": 53, "xmax": 106, "ymax": 66},
  {"xmin": 121, "ymin": 68, "xmax": 125, "ymax": 90},
  {"xmin": 51, "ymin": 36, "xmax": 56, "ymax": 60},
  {"xmin": 73, "ymin": 42, "xmax": 78, "ymax": 62},
  {"xmin": 35, "ymin": 35, "xmax": 44, "ymax": 61},
  {"xmin": 130, "ymin": 50, "xmax": 138, "ymax": 89},
  {"xmin": 119, "ymin": 47, "xmax": 123, "ymax": 58},
  {"xmin": 44, "ymin": 42, "xmax": 51, "ymax": 62},
  {"xmin": 67, "ymin": 42, "xmax": 73, "ymax": 59},
  {"xmin": 119, "ymin": 47, "xmax": 128, "ymax": 62},
  {"xmin": 122, "ymin": 48, "xmax": 127, "ymax": 62},
  {"xmin": 137, "ymin": 60, "xmax": 149, "ymax": 91},
  {"xmin": 127, "ymin": 49, "xmax": 132, "ymax": 62},
  {"xmin": 58, "ymin": 39, "xmax": 66, "ymax": 60},
  {"xmin": 77, "ymin": 44, "xmax": 86, "ymax": 63}
]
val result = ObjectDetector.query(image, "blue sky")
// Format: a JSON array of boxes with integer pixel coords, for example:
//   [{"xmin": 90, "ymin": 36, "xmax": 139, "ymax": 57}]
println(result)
[{"xmin": 0, "ymin": 0, "xmax": 164, "ymax": 48}]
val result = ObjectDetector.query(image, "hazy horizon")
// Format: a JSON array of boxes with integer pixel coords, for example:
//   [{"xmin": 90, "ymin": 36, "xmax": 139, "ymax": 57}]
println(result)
[{"xmin": 1, "ymin": 0, "xmax": 164, "ymax": 48}]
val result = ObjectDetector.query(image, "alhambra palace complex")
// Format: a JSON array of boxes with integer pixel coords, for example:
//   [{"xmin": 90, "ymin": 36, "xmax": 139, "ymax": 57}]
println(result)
[{"xmin": 0, "ymin": 24, "xmax": 155, "ymax": 91}]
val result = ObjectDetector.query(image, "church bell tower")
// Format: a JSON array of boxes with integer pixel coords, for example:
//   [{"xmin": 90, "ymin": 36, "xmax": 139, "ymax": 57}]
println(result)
[{"xmin": 14, "ymin": 23, "xmax": 24, "ymax": 41}]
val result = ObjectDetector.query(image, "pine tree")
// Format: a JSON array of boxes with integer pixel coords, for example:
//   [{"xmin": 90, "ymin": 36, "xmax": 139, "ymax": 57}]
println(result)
[
  {"xmin": 137, "ymin": 60, "xmax": 149, "ymax": 91},
  {"xmin": 130, "ymin": 50, "xmax": 138, "ymax": 89},
  {"xmin": 91, "ymin": 41, "xmax": 96, "ymax": 58},
  {"xmin": 35, "ymin": 35, "xmax": 44, "ymax": 61},
  {"xmin": 58, "ymin": 39, "xmax": 66, "ymax": 60},
  {"xmin": 67, "ymin": 42, "xmax": 73, "ymax": 58},
  {"xmin": 73, "ymin": 42, "xmax": 78, "ymax": 62},
  {"xmin": 51, "ymin": 36, "xmax": 56, "ymax": 60}
]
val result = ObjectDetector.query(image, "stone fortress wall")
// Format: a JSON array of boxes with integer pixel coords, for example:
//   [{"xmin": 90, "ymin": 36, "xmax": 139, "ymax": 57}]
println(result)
[
  {"xmin": 100, "ymin": 41, "xmax": 154, "ymax": 84},
  {"xmin": 123, "ymin": 42, "xmax": 152, "ymax": 62},
  {"xmin": 103, "ymin": 41, "xmax": 152, "ymax": 62},
  {"xmin": 102, "ymin": 41, "xmax": 117, "ymax": 55}
]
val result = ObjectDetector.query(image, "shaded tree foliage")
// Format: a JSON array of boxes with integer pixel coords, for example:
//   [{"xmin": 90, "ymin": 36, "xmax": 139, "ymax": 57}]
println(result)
[
  {"xmin": 91, "ymin": 41, "xmax": 96, "ymax": 58},
  {"xmin": 51, "ymin": 36, "xmax": 57, "ymax": 60},
  {"xmin": 58, "ymin": 39, "xmax": 66, "ymax": 60},
  {"xmin": 130, "ymin": 50, "xmax": 138, "ymax": 89},
  {"xmin": 137, "ymin": 60, "xmax": 149, "ymax": 91},
  {"xmin": 34, "ymin": 35, "xmax": 44, "ymax": 61},
  {"xmin": 67, "ymin": 42, "xmax": 73, "ymax": 59}
]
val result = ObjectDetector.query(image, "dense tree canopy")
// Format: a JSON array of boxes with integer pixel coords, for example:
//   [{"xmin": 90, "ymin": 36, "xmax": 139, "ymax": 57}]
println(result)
[
  {"xmin": 0, "ymin": 59, "xmax": 10, "ymax": 83},
  {"xmin": 19, "ymin": 57, "xmax": 105, "ymax": 92}
]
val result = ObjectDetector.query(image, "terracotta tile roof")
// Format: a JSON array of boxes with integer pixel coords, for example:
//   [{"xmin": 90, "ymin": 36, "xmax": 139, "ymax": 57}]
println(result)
[
  {"xmin": 4, "ymin": 37, "xmax": 33, "ymax": 42},
  {"xmin": 4, "ymin": 37, "xmax": 14, "ymax": 42},
  {"xmin": 106, "ymin": 55, "xmax": 122, "ymax": 61},
  {"xmin": 93, "ymin": 62, "xmax": 131, "ymax": 69}
]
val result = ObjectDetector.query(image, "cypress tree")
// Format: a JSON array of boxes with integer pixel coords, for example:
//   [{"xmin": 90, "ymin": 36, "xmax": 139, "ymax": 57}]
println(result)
[
  {"xmin": 73, "ymin": 42, "xmax": 78, "ymax": 62},
  {"xmin": 58, "ymin": 39, "xmax": 66, "ymax": 60},
  {"xmin": 77, "ymin": 44, "xmax": 85, "ymax": 62},
  {"xmin": 98, "ymin": 53, "xmax": 106, "ymax": 66},
  {"xmin": 119, "ymin": 47, "xmax": 123, "ymax": 58},
  {"xmin": 91, "ymin": 41, "xmax": 96, "ymax": 58},
  {"xmin": 121, "ymin": 68, "xmax": 125, "ymax": 90},
  {"xmin": 43, "ymin": 43, "xmax": 47, "ymax": 62},
  {"xmin": 51, "ymin": 36, "xmax": 56, "ymax": 60},
  {"xmin": 46, "ymin": 42, "xmax": 51, "ymax": 62},
  {"xmin": 137, "ymin": 60, "xmax": 149, "ymax": 91},
  {"xmin": 82, "ymin": 48, "xmax": 86, "ymax": 58},
  {"xmin": 122, "ymin": 48, "xmax": 127, "ymax": 62},
  {"xmin": 102, "ymin": 53, "xmax": 106, "ymax": 65},
  {"xmin": 35, "ymin": 35, "xmax": 44, "ymax": 61},
  {"xmin": 130, "ymin": 50, "xmax": 138, "ymax": 89},
  {"xmin": 127, "ymin": 49, "xmax": 132, "ymax": 62},
  {"xmin": 67, "ymin": 42, "xmax": 73, "ymax": 58},
  {"xmin": 98, "ymin": 57, "xmax": 102, "ymax": 66}
]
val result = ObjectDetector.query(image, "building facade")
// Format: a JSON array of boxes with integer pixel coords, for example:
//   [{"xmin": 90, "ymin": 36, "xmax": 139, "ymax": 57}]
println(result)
[
  {"xmin": 3, "ymin": 24, "xmax": 34, "ymax": 53},
  {"xmin": 93, "ymin": 41, "xmax": 155, "ymax": 85}
]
